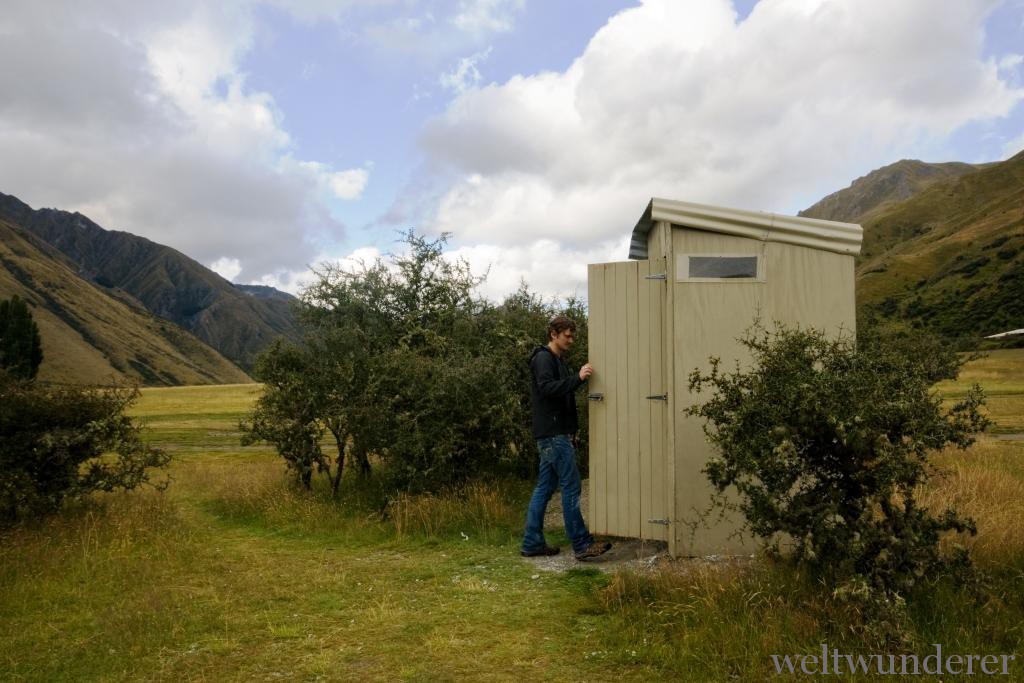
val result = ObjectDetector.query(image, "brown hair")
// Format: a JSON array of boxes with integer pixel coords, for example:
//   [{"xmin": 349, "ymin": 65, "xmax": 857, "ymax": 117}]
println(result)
[{"xmin": 547, "ymin": 315, "xmax": 577, "ymax": 341}]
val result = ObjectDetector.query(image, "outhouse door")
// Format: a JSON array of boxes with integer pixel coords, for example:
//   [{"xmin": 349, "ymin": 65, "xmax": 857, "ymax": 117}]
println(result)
[{"xmin": 587, "ymin": 259, "xmax": 670, "ymax": 542}]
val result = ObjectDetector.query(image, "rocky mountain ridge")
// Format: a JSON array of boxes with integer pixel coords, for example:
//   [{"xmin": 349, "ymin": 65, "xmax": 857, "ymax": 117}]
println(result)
[{"xmin": 0, "ymin": 192, "xmax": 299, "ymax": 370}]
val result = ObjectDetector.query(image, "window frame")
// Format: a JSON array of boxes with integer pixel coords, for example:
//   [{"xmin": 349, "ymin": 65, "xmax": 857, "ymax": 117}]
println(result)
[{"xmin": 675, "ymin": 253, "xmax": 765, "ymax": 282}]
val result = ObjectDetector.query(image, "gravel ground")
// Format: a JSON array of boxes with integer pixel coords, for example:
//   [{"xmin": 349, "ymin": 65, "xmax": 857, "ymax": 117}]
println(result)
[{"xmin": 528, "ymin": 478, "xmax": 752, "ymax": 574}]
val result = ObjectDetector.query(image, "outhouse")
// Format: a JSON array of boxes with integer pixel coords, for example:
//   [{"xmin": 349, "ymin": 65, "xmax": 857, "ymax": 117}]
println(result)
[{"xmin": 586, "ymin": 198, "xmax": 863, "ymax": 557}]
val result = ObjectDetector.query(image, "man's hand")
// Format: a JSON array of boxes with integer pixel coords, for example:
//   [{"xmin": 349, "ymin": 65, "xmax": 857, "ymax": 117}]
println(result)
[{"xmin": 579, "ymin": 363, "xmax": 594, "ymax": 381}]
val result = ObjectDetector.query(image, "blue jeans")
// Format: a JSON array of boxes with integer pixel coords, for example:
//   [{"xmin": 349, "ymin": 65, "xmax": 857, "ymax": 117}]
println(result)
[{"xmin": 522, "ymin": 434, "xmax": 594, "ymax": 554}]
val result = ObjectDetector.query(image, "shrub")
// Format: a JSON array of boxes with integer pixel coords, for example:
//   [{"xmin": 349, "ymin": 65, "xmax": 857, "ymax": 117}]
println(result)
[
  {"xmin": 0, "ymin": 295, "xmax": 43, "ymax": 380},
  {"xmin": 240, "ymin": 340, "xmax": 329, "ymax": 490},
  {"xmin": 0, "ymin": 375, "xmax": 171, "ymax": 522},
  {"xmin": 243, "ymin": 231, "xmax": 589, "ymax": 495},
  {"xmin": 685, "ymin": 323, "xmax": 988, "ymax": 602}
]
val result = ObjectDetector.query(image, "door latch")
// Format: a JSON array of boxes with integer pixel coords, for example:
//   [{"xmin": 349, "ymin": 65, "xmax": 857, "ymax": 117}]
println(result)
[
  {"xmin": 644, "ymin": 273, "xmax": 667, "ymax": 280},
  {"xmin": 648, "ymin": 518, "xmax": 670, "ymax": 526},
  {"xmin": 587, "ymin": 393, "xmax": 604, "ymax": 401},
  {"xmin": 645, "ymin": 393, "xmax": 668, "ymax": 401}
]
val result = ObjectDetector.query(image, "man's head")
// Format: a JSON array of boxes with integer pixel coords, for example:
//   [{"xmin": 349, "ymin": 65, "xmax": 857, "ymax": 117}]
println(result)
[{"xmin": 546, "ymin": 315, "xmax": 577, "ymax": 356}]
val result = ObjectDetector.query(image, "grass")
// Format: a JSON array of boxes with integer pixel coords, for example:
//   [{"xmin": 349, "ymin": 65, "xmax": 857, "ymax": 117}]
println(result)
[
  {"xmin": 936, "ymin": 349, "xmax": 1024, "ymax": 433},
  {"xmin": 1, "ymin": 351, "xmax": 1023, "ymax": 680},
  {"xmin": 852, "ymin": 150, "xmax": 1024, "ymax": 340},
  {"xmin": 1, "ymin": 385, "xmax": 635, "ymax": 682},
  {"xmin": 921, "ymin": 439, "xmax": 1024, "ymax": 564}
]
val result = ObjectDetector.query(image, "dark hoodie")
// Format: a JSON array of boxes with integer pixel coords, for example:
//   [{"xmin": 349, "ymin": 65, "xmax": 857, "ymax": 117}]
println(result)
[{"xmin": 529, "ymin": 345, "xmax": 585, "ymax": 439}]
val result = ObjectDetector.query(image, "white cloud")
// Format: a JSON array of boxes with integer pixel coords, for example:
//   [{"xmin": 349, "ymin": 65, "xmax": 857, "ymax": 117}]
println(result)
[
  {"xmin": 440, "ymin": 47, "xmax": 492, "ymax": 94},
  {"xmin": 328, "ymin": 168, "xmax": 370, "ymax": 200},
  {"xmin": 210, "ymin": 256, "xmax": 243, "ymax": 281},
  {"xmin": 417, "ymin": 0, "xmax": 1024, "ymax": 255},
  {"xmin": 290, "ymin": 159, "xmax": 370, "ymax": 200},
  {"xmin": 251, "ymin": 245, "xmax": 385, "ymax": 295},
  {"xmin": 252, "ymin": 268, "xmax": 315, "ymax": 295},
  {"xmin": 335, "ymin": 246, "xmax": 384, "ymax": 271},
  {"xmin": 358, "ymin": 2, "xmax": 512, "ymax": 63},
  {"xmin": 262, "ymin": 236, "xmax": 613, "ymax": 304},
  {"xmin": 998, "ymin": 53, "xmax": 1024, "ymax": 71},
  {"xmin": 300, "ymin": 61, "xmax": 318, "ymax": 80},
  {"xmin": 1003, "ymin": 131, "xmax": 1024, "ymax": 158},
  {"xmin": 262, "ymin": 0, "xmax": 399, "ymax": 25},
  {"xmin": 0, "ymin": 0, "xmax": 352, "ymax": 283},
  {"xmin": 452, "ymin": 0, "xmax": 524, "ymax": 35},
  {"xmin": 444, "ymin": 236, "xmax": 629, "ymax": 302}
]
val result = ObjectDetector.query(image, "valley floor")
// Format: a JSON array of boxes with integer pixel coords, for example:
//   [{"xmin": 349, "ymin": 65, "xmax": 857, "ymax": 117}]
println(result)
[{"xmin": 2, "ymin": 352, "xmax": 1024, "ymax": 681}]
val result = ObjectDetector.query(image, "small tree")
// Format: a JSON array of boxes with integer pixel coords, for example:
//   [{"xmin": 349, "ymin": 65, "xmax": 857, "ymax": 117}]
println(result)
[
  {"xmin": 242, "ymin": 231, "xmax": 590, "ymax": 496},
  {"xmin": 0, "ymin": 375, "xmax": 171, "ymax": 522},
  {"xmin": 240, "ymin": 340, "xmax": 329, "ymax": 490},
  {"xmin": 686, "ymin": 323, "xmax": 988, "ymax": 600},
  {"xmin": 0, "ymin": 295, "xmax": 43, "ymax": 379},
  {"xmin": 346, "ymin": 231, "xmax": 517, "ymax": 491}
]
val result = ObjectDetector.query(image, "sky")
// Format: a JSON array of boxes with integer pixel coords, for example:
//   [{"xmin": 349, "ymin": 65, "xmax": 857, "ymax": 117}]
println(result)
[{"xmin": 1, "ymin": 0, "xmax": 1022, "ymax": 302}]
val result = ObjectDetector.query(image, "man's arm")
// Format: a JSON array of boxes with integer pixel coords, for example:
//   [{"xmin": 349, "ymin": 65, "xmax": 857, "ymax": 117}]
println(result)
[{"xmin": 532, "ymin": 353, "xmax": 585, "ymax": 398}]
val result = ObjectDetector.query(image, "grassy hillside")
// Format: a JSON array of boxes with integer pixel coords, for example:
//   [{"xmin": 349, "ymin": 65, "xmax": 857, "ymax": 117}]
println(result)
[
  {"xmin": 1, "ymin": 353, "xmax": 1022, "ymax": 680},
  {"xmin": 800, "ymin": 159, "xmax": 985, "ymax": 225},
  {"xmin": 0, "ymin": 191, "xmax": 299, "ymax": 370},
  {"xmin": 801, "ymin": 151, "xmax": 1024, "ymax": 341},
  {"xmin": 852, "ymin": 150, "xmax": 1024, "ymax": 339},
  {"xmin": 0, "ymin": 219, "xmax": 251, "ymax": 386}
]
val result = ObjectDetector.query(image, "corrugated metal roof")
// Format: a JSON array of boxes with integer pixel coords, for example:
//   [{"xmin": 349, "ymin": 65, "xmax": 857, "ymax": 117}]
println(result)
[
  {"xmin": 629, "ymin": 197, "xmax": 863, "ymax": 260},
  {"xmin": 986, "ymin": 328, "xmax": 1024, "ymax": 339}
]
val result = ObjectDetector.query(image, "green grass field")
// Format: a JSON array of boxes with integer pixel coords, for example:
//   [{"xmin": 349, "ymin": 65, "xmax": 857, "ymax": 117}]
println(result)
[{"xmin": 2, "ymin": 352, "xmax": 1023, "ymax": 681}]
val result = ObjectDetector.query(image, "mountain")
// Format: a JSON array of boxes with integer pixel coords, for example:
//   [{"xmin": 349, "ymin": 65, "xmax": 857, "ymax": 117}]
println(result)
[
  {"xmin": 234, "ymin": 283, "xmax": 298, "ymax": 304},
  {"xmin": 0, "ymin": 218, "xmax": 251, "ymax": 385},
  {"xmin": 0, "ymin": 192, "xmax": 299, "ymax": 370},
  {"xmin": 803, "ymin": 151, "xmax": 1024, "ymax": 340},
  {"xmin": 799, "ymin": 159, "xmax": 986, "ymax": 225}
]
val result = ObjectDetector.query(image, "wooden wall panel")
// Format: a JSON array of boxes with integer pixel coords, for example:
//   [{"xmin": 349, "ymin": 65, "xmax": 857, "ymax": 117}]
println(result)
[
  {"xmin": 762, "ymin": 242, "xmax": 857, "ymax": 339},
  {"xmin": 672, "ymin": 229, "xmax": 764, "ymax": 555},
  {"xmin": 626, "ymin": 262, "xmax": 642, "ymax": 539},
  {"xmin": 601, "ymin": 262, "xmax": 619, "ymax": 535},
  {"xmin": 613, "ymin": 262, "xmax": 630, "ymax": 536},
  {"xmin": 587, "ymin": 263, "xmax": 606, "ymax": 531},
  {"xmin": 637, "ymin": 258, "xmax": 653, "ymax": 540},
  {"xmin": 669, "ymin": 228, "xmax": 857, "ymax": 555},
  {"xmin": 648, "ymin": 255, "xmax": 669, "ymax": 541},
  {"xmin": 589, "ymin": 221, "xmax": 856, "ymax": 555}
]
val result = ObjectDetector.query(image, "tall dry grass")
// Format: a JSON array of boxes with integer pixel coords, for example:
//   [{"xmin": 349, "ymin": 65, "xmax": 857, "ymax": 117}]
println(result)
[
  {"xmin": 387, "ymin": 481, "xmax": 523, "ymax": 541},
  {"xmin": 183, "ymin": 455, "xmax": 526, "ymax": 546},
  {"xmin": 918, "ymin": 438, "xmax": 1024, "ymax": 565},
  {"xmin": 589, "ymin": 434, "xmax": 1024, "ymax": 672},
  {"xmin": 186, "ymin": 458, "xmax": 389, "ymax": 544},
  {"xmin": 0, "ymin": 489, "xmax": 193, "ymax": 575}
]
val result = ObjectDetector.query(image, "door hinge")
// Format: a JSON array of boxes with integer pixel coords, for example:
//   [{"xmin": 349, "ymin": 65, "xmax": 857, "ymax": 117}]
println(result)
[
  {"xmin": 645, "ymin": 393, "xmax": 668, "ymax": 401},
  {"xmin": 648, "ymin": 518, "xmax": 670, "ymax": 526},
  {"xmin": 644, "ymin": 273, "xmax": 667, "ymax": 280},
  {"xmin": 587, "ymin": 393, "xmax": 604, "ymax": 401}
]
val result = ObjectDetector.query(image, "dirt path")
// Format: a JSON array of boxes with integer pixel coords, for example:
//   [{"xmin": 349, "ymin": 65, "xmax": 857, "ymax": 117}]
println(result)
[{"xmin": 532, "ymin": 478, "xmax": 751, "ymax": 574}]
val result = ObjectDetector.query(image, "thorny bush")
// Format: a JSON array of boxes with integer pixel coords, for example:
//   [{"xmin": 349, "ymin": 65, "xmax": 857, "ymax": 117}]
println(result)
[
  {"xmin": 242, "ymin": 231, "xmax": 589, "ymax": 496},
  {"xmin": 0, "ymin": 373, "xmax": 170, "ymax": 523},
  {"xmin": 686, "ymin": 323, "xmax": 988, "ymax": 611}
]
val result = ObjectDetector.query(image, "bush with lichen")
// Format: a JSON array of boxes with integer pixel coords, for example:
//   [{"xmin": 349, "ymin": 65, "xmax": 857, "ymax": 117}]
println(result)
[
  {"xmin": 686, "ymin": 323, "xmax": 988, "ymax": 606},
  {"xmin": 242, "ymin": 231, "xmax": 589, "ymax": 495},
  {"xmin": 0, "ymin": 374, "xmax": 170, "ymax": 523}
]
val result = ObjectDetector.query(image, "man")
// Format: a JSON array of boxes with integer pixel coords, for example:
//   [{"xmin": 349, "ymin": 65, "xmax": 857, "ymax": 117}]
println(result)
[{"xmin": 521, "ymin": 315, "xmax": 612, "ymax": 561}]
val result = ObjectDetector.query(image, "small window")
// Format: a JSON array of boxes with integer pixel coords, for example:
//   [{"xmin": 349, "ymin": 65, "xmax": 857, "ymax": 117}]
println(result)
[
  {"xmin": 688, "ymin": 256, "xmax": 758, "ymax": 279},
  {"xmin": 675, "ymin": 253, "xmax": 764, "ymax": 281}
]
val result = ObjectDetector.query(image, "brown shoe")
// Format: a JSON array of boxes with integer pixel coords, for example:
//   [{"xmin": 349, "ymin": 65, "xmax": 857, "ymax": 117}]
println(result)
[
  {"xmin": 575, "ymin": 541, "xmax": 612, "ymax": 561},
  {"xmin": 521, "ymin": 545, "xmax": 560, "ymax": 557}
]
